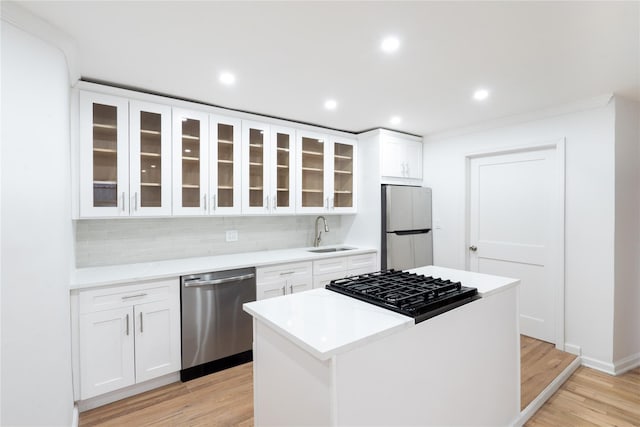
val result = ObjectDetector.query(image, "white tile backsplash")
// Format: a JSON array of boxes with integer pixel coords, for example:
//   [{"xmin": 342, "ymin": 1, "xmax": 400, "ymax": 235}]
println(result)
[{"xmin": 75, "ymin": 216, "xmax": 348, "ymax": 267}]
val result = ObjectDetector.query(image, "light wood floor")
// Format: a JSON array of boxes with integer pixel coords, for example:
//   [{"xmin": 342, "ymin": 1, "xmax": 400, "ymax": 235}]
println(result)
[{"xmin": 80, "ymin": 336, "xmax": 638, "ymax": 426}]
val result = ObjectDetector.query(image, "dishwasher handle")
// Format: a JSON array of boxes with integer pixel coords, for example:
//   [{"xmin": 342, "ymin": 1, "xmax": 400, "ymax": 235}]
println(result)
[{"xmin": 183, "ymin": 273, "xmax": 255, "ymax": 288}]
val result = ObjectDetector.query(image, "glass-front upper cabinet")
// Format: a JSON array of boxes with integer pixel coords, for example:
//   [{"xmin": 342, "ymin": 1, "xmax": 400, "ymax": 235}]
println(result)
[
  {"xmin": 296, "ymin": 130, "xmax": 328, "ymax": 213},
  {"xmin": 241, "ymin": 121, "xmax": 270, "ymax": 213},
  {"xmin": 330, "ymin": 136, "xmax": 356, "ymax": 213},
  {"xmin": 79, "ymin": 91, "xmax": 129, "ymax": 218},
  {"xmin": 172, "ymin": 109, "xmax": 209, "ymax": 216},
  {"xmin": 270, "ymin": 126, "xmax": 296, "ymax": 214},
  {"xmin": 210, "ymin": 115, "xmax": 241, "ymax": 214},
  {"xmin": 129, "ymin": 101, "xmax": 172, "ymax": 216}
]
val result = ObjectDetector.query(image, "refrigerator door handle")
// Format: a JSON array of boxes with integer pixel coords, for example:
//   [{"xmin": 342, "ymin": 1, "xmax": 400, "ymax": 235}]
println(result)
[{"xmin": 392, "ymin": 229, "xmax": 431, "ymax": 236}]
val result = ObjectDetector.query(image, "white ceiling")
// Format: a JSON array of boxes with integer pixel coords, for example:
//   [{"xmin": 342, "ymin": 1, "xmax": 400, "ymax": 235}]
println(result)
[{"xmin": 18, "ymin": 1, "xmax": 640, "ymax": 136}]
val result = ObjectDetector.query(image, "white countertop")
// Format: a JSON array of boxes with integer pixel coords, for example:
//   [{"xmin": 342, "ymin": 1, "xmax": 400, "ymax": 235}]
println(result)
[
  {"xmin": 243, "ymin": 288, "xmax": 414, "ymax": 361},
  {"xmin": 71, "ymin": 245, "xmax": 377, "ymax": 289},
  {"xmin": 243, "ymin": 266, "xmax": 519, "ymax": 360}
]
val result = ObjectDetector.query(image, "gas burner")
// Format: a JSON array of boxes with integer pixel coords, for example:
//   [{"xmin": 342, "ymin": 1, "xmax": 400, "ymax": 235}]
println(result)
[{"xmin": 326, "ymin": 270, "xmax": 480, "ymax": 323}]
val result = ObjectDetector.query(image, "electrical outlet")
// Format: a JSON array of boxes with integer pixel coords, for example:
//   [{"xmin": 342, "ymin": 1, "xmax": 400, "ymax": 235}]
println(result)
[{"xmin": 225, "ymin": 230, "xmax": 238, "ymax": 242}]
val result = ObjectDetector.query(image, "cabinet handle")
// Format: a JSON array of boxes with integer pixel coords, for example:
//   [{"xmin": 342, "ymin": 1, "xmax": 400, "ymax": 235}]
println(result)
[
  {"xmin": 204, "ymin": 195, "xmax": 207, "ymax": 211},
  {"xmin": 325, "ymin": 198, "xmax": 329, "ymax": 210},
  {"xmin": 121, "ymin": 192, "xmax": 126, "ymax": 212},
  {"xmin": 265, "ymin": 196, "xmax": 269, "ymax": 211},
  {"xmin": 279, "ymin": 271, "xmax": 295, "ymax": 276},
  {"xmin": 272, "ymin": 196, "xmax": 277, "ymax": 211},
  {"xmin": 134, "ymin": 192, "xmax": 138, "ymax": 211},
  {"xmin": 330, "ymin": 197, "xmax": 334, "ymax": 210},
  {"xmin": 121, "ymin": 293, "xmax": 147, "ymax": 300},
  {"xmin": 125, "ymin": 313, "xmax": 129, "ymax": 336},
  {"xmin": 212, "ymin": 195, "xmax": 217, "ymax": 211},
  {"xmin": 281, "ymin": 286, "xmax": 286, "ymax": 295},
  {"xmin": 289, "ymin": 285, "xmax": 293, "ymax": 294},
  {"xmin": 405, "ymin": 163, "xmax": 410, "ymax": 177},
  {"xmin": 140, "ymin": 312, "xmax": 144, "ymax": 333}
]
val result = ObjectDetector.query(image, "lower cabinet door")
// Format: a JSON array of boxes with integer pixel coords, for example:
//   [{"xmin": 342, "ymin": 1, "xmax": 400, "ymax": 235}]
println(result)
[
  {"xmin": 288, "ymin": 276, "xmax": 312, "ymax": 294},
  {"xmin": 79, "ymin": 307, "xmax": 135, "ymax": 399},
  {"xmin": 257, "ymin": 280, "xmax": 287, "ymax": 300},
  {"xmin": 134, "ymin": 300, "xmax": 181, "ymax": 383}
]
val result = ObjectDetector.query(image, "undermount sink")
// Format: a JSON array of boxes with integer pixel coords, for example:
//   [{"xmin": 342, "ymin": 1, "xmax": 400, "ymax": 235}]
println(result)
[{"xmin": 307, "ymin": 247, "xmax": 355, "ymax": 253}]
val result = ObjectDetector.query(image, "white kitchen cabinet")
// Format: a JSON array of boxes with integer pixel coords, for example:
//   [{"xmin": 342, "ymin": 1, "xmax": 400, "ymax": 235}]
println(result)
[
  {"xmin": 78, "ymin": 279, "xmax": 180, "ymax": 399},
  {"xmin": 79, "ymin": 92, "xmax": 173, "ymax": 218},
  {"xmin": 312, "ymin": 252, "xmax": 377, "ymax": 289},
  {"xmin": 296, "ymin": 131, "xmax": 357, "ymax": 214},
  {"xmin": 210, "ymin": 115, "xmax": 242, "ymax": 214},
  {"xmin": 380, "ymin": 134, "xmax": 423, "ymax": 181},
  {"xmin": 79, "ymin": 91, "xmax": 130, "ymax": 217},
  {"xmin": 256, "ymin": 262, "xmax": 312, "ymax": 300}
]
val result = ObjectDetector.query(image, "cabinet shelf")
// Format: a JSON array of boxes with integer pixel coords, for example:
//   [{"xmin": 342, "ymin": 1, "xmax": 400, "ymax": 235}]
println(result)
[
  {"xmin": 94, "ymin": 180, "xmax": 117, "ymax": 185},
  {"xmin": 302, "ymin": 150, "xmax": 323, "ymax": 156},
  {"xmin": 182, "ymin": 135, "xmax": 199, "ymax": 141},
  {"xmin": 334, "ymin": 170, "xmax": 352, "ymax": 175},
  {"xmin": 249, "ymin": 143, "xmax": 263, "ymax": 148},
  {"xmin": 301, "ymin": 189, "xmax": 323, "ymax": 193},
  {"xmin": 277, "ymin": 188, "xmax": 290, "ymax": 192},
  {"xmin": 140, "ymin": 129, "xmax": 161, "ymax": 136},
  {"xmin": 334, "ymin": 155, "xmax": 352, "ymax": 160},
  {"xmin": 277, "ymin": 147, "xmax": 290, "ymax": 152},
  {"xmin": 93, "ymin": 123, "xmax": 117, "ymax": 130},
  {"xmin": 93, "ymin": 148, "xmax": 117, "ymax": 154},
  {"xmin": 218, "ymin": 186, "xmax": 233, "ymax": 190},
  {"xmin": 218, "ymin": 139, "xmax": 233, "ymax": 145},
  {"xmin": 182, "ymin": 156, "xmax": 200, "ymax": 161},
  {"xmin": 141, "ymin": 182, "xmax": 161, "ymax": 187},
  {"xmin": 249, "ymin": 186, "xmax": 264, "ymax": 191},
  {"xmin": 249, "ymin": 162, "xmax": 263, "ymax": 166},
  {"xmin": 218, "ymin": 159, "xmax": 233, "ymax": 164},
  {"xmin": 334, "ymin": 190, "xmax": 352, "ymax": 194},
  {"xmin": 302, "ymin": 167, "xmax": 323, "ymax": 172},
  {"xmin": 182, "ymin": 184, "xmax": 200, "ymax": 189},
  {"xmin": 277, "ymin": 164, "xmax": 290, "ymax": 169},
  {"xmin": 141, "ymin": 152, "xmax": 161, "ymax": 158}
]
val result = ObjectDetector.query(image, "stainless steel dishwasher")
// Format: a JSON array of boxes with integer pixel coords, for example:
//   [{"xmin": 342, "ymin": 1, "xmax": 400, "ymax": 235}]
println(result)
[{"xmin": 180, "ymin": 267, "xmax": 256, "ymax": 381}]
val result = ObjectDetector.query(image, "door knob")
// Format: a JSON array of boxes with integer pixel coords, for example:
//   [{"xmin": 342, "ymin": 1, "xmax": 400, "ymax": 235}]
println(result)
[{"xmin": 469, "ymin": 245, "xmax": 478, "ymax": 252}]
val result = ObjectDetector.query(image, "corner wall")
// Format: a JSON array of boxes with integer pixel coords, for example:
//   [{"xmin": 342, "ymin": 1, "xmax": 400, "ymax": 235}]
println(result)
[
  {"xmin": 422, "ymin": 101, "xmax": 617, "ymax": 368},
  {"xmin": 1, "ymin": 21, "xmax": 74, "ymax": 426},
  {"xmin": 613, "ymin": 97, "xmax": 640, "ymax": 370}
]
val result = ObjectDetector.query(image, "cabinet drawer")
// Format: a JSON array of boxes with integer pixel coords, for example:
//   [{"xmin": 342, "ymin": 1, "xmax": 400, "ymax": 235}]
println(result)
[
  {"xmin": 257, "ymin": 261, "xmax": 312, "ymax": 283},
  {"xmin": 348, "ymin": 253, "xmax": 377, "ymax": 273},
  {"xmin": 79, "ymin": 279, "xmax": 179, "ymax": 314},
  {"xmin": 313, "ymin": 257, "xmax": 348, "ymax": 276},
  {"xmin": 312, "ymin": 271, "xmax": 349, "ymax": 289}
]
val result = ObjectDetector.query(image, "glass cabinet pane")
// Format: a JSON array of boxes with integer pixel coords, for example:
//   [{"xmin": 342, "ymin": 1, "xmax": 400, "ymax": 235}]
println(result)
[
  {"xmin": 217, "ymin": 123, "xmax": 234, "ymax": 208},
  {"xmin": 334, "ymin": 143, "xmax": 353, "ymax": 208},
  {"xmin": 92, "ymin": 103, "xmax": 118, "ymax": 207},
  {"xmin": 249, "ymin": 128, "xmax": 264, "ymax": 207},
  {"xmin": 301, "ymin": 137, "xmax": 324, "ymax": 207},
  {"xmin": 276, "ymin": 132, "xmax": 290, "ymax": 208},
  {"xmin": 181, "ymin": 119, "xmax": 201, "ymax": 208},
  {"xmin": 139, "ymin": 111, "xmax": 162, "ymax": 208}
]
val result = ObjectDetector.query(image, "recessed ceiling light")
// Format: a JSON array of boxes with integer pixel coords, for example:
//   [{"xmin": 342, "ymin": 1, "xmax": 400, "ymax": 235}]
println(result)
[
  {"xmin": 473, "ymin": 88, "xmax": 490, "ymax": 101},
  {"xmin": 324, "ymin": 99, "xmax": 337, "ymax": 110},
  {"xmin": 381, "ymin": 36, "xmax": 400, "ymax": 53},
  {"xmin": 219, "ymin": 72, "xmax": 236, "ymax": 85},
  {"xmin": 390, "ymin": 116, "xmax": 402, "ymax": 125}
]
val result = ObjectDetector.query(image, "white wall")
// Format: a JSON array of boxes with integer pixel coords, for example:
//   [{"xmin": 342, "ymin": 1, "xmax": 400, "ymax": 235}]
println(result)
[
  {"xmin": 613, "ymin": 97, "xmax": 640, "ymax": 367},
  {"xmin": 423, "ymin": 100, "xmax": 617, "ymax": 367},
  {"xmin": 1, "ymin": 21, "xmax": 74, "ymax": 426},
  {"xmin": 75, "ymin": 215, "xmax": 350, "ymax": 267}
]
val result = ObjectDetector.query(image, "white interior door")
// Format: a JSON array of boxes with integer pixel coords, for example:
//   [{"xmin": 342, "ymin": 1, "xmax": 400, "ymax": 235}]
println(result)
[{"xmin": 469, "ymin": 146, "xmax": 562, "ymax": 344}]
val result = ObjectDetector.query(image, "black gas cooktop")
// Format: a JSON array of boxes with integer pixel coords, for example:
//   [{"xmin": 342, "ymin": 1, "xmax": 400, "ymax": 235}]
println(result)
[{"xmin": 326, "ymin": 270, "xmax": 480, "ymax": 323}]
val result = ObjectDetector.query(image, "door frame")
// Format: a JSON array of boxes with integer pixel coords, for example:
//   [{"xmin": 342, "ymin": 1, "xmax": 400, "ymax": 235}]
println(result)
[{"xmin": 464, "ymin": 139, "xmax": 566, "ymax": 350}]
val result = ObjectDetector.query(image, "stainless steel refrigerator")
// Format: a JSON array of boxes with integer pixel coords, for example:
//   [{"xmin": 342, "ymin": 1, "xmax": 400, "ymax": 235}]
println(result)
[{"xmin": 381, "ymin": 184, "xmax": 433, "ymax": 270}]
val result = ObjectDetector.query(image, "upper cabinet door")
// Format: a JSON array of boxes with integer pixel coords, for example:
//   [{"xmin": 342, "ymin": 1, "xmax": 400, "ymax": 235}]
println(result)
[
  {"xmin": 380, "ymin": 136, "xmax": 423, "ymax": 181},
  {"xmin": 242, "ymin": 121, "xmax": 271, "ymax": 214},
  {"xmin": 270, "ymin": 126, "xmax": 296, "ymax": 214},
  {"xmin": 79, "ymin": 91, "xmax": 129, "ymax": 218},
  {"xmin": 210, "ymin": 115, "xmax": 241, "ymax": 215},
  {"xmin": 172, "ymin": 109, "xmax": 209, "ymax": 216},
  {"xmin": 330, "ymin": 137, "xmax": 357, "ymax": 213},
  {"xmin": 296, "ymin": 130, "xmax": 328, "ymax": 213},
  {"xmin": 129, "ymin": 101, "xmax": 172, "ymax": 217}
]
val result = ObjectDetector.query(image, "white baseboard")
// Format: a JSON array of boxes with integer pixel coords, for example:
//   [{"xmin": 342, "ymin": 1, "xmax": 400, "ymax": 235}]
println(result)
[
  {"xmin": 72, "ymin": 404, "xmax": 79, "ymax": 427},
  {"xmin": 563, "ymin": 343, "xmax": 581, "ymax": 356},
  {"xmin": 511, "ymin": 356, "xmax": 581, "ymax": 427},
  {"xmin": 77, "ymin": 372, "xmax": 180, "ymax": 412},
  {"xmin": 581, "ymin": 355, "xmax": 616, "ymax": 375},
  {"xmin": 613, "ymin": 352, "xmax": 640, "ymax": 375}
]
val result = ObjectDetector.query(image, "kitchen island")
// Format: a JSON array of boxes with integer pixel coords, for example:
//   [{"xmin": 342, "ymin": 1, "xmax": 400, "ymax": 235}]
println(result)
[{"xmin": 243, "ymin": 266, "xmax": 521, "ymax": 426}]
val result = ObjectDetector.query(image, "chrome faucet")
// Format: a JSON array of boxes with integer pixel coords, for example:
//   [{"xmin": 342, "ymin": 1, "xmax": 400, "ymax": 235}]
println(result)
[{"xmin": 314, "ymin": 216, "xmax": 329, "ymax": 247}]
